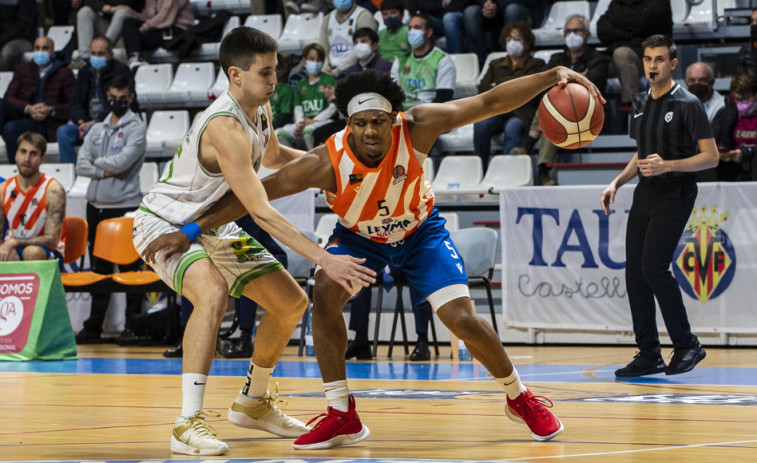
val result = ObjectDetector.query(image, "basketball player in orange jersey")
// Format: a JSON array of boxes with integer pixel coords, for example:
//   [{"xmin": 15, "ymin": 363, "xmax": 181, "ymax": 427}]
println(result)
[
  {"xmin": 143, "ymin": 68, "xmax": 603, "ymax": 448},
  {"xmin": 0, "ymin": 132, "xmax": 66, "ymax": 262}
]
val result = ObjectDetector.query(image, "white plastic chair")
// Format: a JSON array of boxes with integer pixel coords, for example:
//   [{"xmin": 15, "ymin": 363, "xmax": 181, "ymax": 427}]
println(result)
[
  {"xmin": 139, "ymin": 162, "xmax": 159, "ymax": 194},
  {"xmin": 134, "ymin": 64, "xmax": 174, "ymax": 106},
  {"xmin": 532, "ymin": 1, "xmax": 590, "ymax": 45},
  {"xmin": 47, "ymin": 26, "xmax": 74, "ymax": 51},
  {"xmin": 314, "ymin": 213, "xmax": 339, "ymax": 245},
  {"xmin": 208, "ymin": 69, "xmax": 229, "ymax": 101},
  {"xmin": 165, "ymin": 62, "xmax": 216, "ymax": 107},
  {"xmin": 449, "ymin": 53, "xmax": 480, "ymax": 98},
  {"xmin": 533, "ymin": 49, "xmax": 559, "ymax": 64},
  {"xmin": 589, "ymin": 0, "xmax": 611, "ymax": 37},
  {"xmin": 0, "ymin": 164, "xmax": 18, "ymax": 179},
  {"xmin": 0, "ymin": 72, "xmax": 13, "ymax": 96},
  {"xmin": 145, "ymin": 111, "xmax": 191, "ymax": 157},
  {"xmin": 449, "ymin": 227, "xmax": 499, "ymax": 332},
  {"xmin": 244, "ymin": 14, "xmax": 283, "ymax": 40},
  {"xmin": 277, "ymin": 13, "xmax": 324, "ymax": 54},
  {"xmin": 440, "ymin": 211, "xmax": 459, "ymax": 232},
  {"xmin": 423, "ymin": 156, "xmax": 435, "ymax": 184},
  {"xmin": 192, "ymin": 16, "xmax": 240, "ymax": 60},
  {"xmin": 431, "ymin": 155, "xmax": 483, "ymax": 203},
  {"xmin": 468, "ymin": 155, "xmax": 533, "ymax": 202},
  {"xmin": 674, "ymin": 0, "xmax": 736, "ymax": 33},
  {"xmin": 39, "ymin": 163, "xmax": 75, "ymax": 191}
]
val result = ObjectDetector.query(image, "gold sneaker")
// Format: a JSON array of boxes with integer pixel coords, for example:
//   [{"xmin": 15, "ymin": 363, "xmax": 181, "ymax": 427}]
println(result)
[
  {"xmin": 228, "ymin": 389, "xmax": 310, "ymax": 437},
  {"xmin": 170, "ymin": 410, "xmax": 229, "ymax": 456}
]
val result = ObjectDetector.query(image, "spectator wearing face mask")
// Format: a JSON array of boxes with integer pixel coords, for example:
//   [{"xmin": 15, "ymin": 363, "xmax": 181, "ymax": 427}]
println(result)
[
  {"xmin": 57, "ymin": 37, "xmax": 137, "ymax": 165},
  {"xmin": 709, "ymin": 68, "xmax": 757, "ymax": 182},
  {"xmin": 737, "ymin": 9, "xmax": 757, "ymax": 71},
  {"xmin": 472, "ymin": 21, "xmax": 544, "ymax": 168},
  {"xmin": 685, "ymin": 62, "xmax": 726, "ymax": 182},
  {"xmin": 319, "ymin": 0, "xmax": 378, "ymax": 75},
  {"xmin": 391, "ymin": 13, "xmax": 456, "ymax": 111},
  {"xmin": 276, "ymin": 43, "xmax": 338, "ymax": 150},
  {"xmin": 378, "ymin": 0, "xmax": 410, "ymax": 63}
]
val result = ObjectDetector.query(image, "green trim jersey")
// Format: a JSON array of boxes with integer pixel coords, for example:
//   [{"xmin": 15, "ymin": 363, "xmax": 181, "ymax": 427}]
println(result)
[
  {"xmin": 294, "ymin": 74, "xmax": 337, "ymax": 119},
  {"xmin": 270, "ymin": 82, "xmax": 294, "ymax": 121},
  {"xmin": 140, "ymin": 90, "xmax": 270, "ymax": 225},
  {"xmin": 378, "ymin": 25, "xmax": 410, "ymax": 63},
  {"xmin": 396, "ymin": 47, "xmax": 456, "ymax": 111}
]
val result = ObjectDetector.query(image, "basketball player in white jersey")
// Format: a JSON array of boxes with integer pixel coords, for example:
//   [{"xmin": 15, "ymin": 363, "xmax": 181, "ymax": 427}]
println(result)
[
  {"xmin": 143, "ymin": 68, "xmax": 603, "ymax": 448},
  {"xmin": 132, "ymin": 27, "xmax": 376, "ymax": 456}
]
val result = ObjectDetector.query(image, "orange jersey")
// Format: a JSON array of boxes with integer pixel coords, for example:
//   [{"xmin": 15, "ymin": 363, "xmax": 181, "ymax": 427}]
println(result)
[
  {"xmin": 1, "ymin": 174, "xmax": 64, "ymax": 254},
  {"xmin": 325, "ymin": 112, "xmax": 434, "ymax": 244}
]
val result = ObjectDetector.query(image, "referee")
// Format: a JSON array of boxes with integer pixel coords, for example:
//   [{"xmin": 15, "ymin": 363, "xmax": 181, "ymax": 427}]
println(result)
[{"xmin": 600, "ymin": 35, "xmax": 718, "ymax": 377}]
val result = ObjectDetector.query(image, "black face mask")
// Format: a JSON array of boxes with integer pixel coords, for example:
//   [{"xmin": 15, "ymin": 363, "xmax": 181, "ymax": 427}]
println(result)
[
  {"xmin": 107, "ymin": 99, "xmax": 128, "ymax": 117},
  {"xmin": 751, "ymin": 24, "xmax": 757, "ymax": 45},
  {"xmin": 687, "ymin": 84, "xmax": 712, "ymax": 103}
]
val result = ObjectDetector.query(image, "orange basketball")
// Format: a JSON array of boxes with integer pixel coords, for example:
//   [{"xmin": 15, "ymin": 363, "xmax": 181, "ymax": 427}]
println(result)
[{"xmin": 538, "ymin": 82, "xmax": 604, "ymax": 149}]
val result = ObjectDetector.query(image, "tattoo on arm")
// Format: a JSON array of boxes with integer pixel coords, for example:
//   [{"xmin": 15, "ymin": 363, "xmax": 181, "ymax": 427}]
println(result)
[{"xmin": 12, "ymin": 181, "xmax": 66, "ymax": 250}]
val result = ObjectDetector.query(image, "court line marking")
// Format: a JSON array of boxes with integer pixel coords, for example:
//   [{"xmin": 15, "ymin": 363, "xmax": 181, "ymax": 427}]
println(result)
[{"xmin": 505, "ymin": 438, "xmax": 757, "ymax": 460}]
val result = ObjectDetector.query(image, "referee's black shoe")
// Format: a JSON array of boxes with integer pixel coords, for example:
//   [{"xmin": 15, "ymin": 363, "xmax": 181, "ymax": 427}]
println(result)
[
  {"xmin": 666, "ymin": 342, "xmax": 706, "ymax": 375},
  {"xmin": 615, "ymin": 352, "xmax": 666, "ymax": 377}
]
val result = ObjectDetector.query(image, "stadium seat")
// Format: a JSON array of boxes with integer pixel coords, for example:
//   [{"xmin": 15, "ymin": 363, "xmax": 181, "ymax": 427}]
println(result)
[
  {"xmin": 140, "ymin": 162, "xmax": 159, "ymax": 194},
  {"xmin": 208, "ymin": 69, "xmax": 229, "ymax": 101},
  {"xmin": 0, "ymin": 165, "xmax": 18, "ymax": 179},
  {"xmin": 39, "ymin": 163, "xmax": 75, "ymax": 191},
  {"xmin": 449, "ymin": 53, "xmax": 480, "ymax": 98},
  {"xmin": 145, "ymin": 111, "xmax": 191, "ymax": 158},
  {"xmin": 244, "ymin": 14, "xmax": 283, "ymax": 40},
  {"xmin": 191, "ymin": 15, "xmax": 240, "ymax": 61},
  {"xmin": 314, "ymin": 213, "xmax": 339, "ymax": 245},
  {"xmin": 437, "ymin": 124, "xmax": 474, "ymax": 153},
  {"xmin": 0, "ymin": 72, "xmax": 12, "ymax": 96},
  {"xmin": 431, "ymin": 155, "xmax": 483, "ymax": 203},
  {"xmin": 165, "ymin": 62, "xmax": 216, "ymax": 107},
  {"xmin": 464, "ymin": 155, "xmax": 533, "ymax": 202},
  {"xmin": 47, "ymin": 25, "xmax": 74, "ymax": 51},
  {"xmin": 533, "ymin": 49, "xmax": 560, "ymax": 64},
  {"xmin": 190, "ymin": 0, "xmax": 250, "ymax": 15},
  {"xmin": 532, "ymin": 1, "xmax": 590, "ymax": 45},
  {"xmin": 423, "ymin": 156, "xmax": 434, "ymax": 183},
  {"xmin": 278, "ymin": 13, "xmax": 324, "ymax": 54},
  {"xmin": 134, "ymin": 64, "xmax": 174, "ymax": 107},
  {"xmin": 440, "ymin": 211, "xmax": 459, "ymax": 232},
  {"xmin": 62, "ymin": 216, "xmax": 88, "ymax": 266},
  {"xmin": 674, "ymin": 0, "xmax": 737, "ymax": 34},
  {"xmin": 589, "ymin": 0, "xmax": 611, "ymax": 37}
]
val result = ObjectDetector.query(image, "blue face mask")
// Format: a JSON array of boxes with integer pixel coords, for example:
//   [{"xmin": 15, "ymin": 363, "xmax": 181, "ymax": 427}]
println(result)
[
  {"xmin": 89, "ymin": 56, "xmax": 108, "ymax": 70},
  {"xmin": 333, "ymin": 0, "xmax": 352, "ymax": 11},
  {"xmin": 383, "ymin": 15, "xmax": 402, "ymax": 30},
  {"xmin": 407, "ymin": 29, "xmax": 425, "ymax": 49},
  {"xmin": 305, "ymin": 61, "xmax": 323, "ymax": 75},
  {"xmin": 33, "ymin": 51, "xmax": 51, "ymax": 67}
]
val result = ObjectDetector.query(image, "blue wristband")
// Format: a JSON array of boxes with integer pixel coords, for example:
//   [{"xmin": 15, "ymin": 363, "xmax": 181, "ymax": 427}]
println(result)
[{"xmin": 180, "ymin": 222, "xmax": 201, "ymax": 241}]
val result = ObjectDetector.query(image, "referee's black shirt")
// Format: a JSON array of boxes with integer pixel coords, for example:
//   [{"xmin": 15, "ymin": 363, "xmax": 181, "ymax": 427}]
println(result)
[{"xmin": 630, "ymin": 83, "xmax": 713, "ymax": 183}]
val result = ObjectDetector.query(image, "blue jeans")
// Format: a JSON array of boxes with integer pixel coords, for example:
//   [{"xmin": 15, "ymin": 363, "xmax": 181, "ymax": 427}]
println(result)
[
  {"xmin": 497, "ymin": 0, "xmax": 547, "ymax": 27},
  {"xmin": 473, "ymin": 115, "xmax": 524, "ymax": 167},
  {"xmin": 56, "ymin": 123, "xmax": 79, "ymax": 164},
  {"xmin": 443, "ymin": 6, "xmax": 486, "ymax": 61}
]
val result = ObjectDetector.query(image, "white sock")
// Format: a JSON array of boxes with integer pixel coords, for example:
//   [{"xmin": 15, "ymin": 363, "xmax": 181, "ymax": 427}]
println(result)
[
  {"xmin": 494, "ymin": 369, "xmax": 528, "ymax": 400},
  {"xmin": 324, "ymin": 380, "xmax": 350, "ymax": 412},
  {"xmin": 240, "ymin": 361, "xmax": 274, "ymax": 400},
  {"xmin": 181, "ymin": 373, "xmax": 207, "ymax": 417}
]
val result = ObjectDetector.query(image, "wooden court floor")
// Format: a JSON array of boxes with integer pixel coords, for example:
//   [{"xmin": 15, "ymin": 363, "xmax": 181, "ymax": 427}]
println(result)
[{"xmin": 2, "ymin": 344, "xmax": 757, "ymax": 462}]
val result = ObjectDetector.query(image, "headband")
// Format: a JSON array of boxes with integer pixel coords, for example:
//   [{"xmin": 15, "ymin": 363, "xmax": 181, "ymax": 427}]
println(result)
[{"xmin": 346, "ymin": 92, "xmax": 392, "ymax": 117}]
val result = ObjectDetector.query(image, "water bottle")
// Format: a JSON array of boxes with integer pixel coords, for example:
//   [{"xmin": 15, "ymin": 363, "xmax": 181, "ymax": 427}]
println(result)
[
  {"xmin": 458, "ymin": 338, "xmax": 472, "ymax": 361},
  {"xmin": 305, "ymin": 308, "xmax": 315, "ymax": 357}
]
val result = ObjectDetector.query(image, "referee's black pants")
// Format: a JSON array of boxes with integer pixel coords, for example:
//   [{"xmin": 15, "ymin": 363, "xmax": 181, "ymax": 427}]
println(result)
[{"xmin": 625, "ymin": 180, "xmax": 699, "ymax": 357}]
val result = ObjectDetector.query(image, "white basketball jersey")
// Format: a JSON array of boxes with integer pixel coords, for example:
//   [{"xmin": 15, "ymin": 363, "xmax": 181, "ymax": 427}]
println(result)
[
  {"xmin": 327, "ymin": 7, "xmax": 366, "ymax": 68},
  {"xmin": 140, "ymin": 90, "xmax": 271, "ymax": 225}
]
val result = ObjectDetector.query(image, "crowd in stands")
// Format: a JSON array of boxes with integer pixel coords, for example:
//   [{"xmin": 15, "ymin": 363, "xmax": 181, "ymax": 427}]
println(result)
[{"xmin": 2, "ymin": 0, "xmax": 757, "ymax": 356}]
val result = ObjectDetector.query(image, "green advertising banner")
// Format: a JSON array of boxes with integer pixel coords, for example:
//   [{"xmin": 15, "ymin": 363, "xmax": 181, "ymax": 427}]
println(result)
[{"xmin": 0, "ymin": 261, "xmax": 78, "ymax": 361}]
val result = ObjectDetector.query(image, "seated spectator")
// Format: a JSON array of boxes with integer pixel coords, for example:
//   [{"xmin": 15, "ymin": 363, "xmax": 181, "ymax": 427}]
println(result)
[
  {"xmin": 443, "ymin": 0, "xmax": 488, "ymax": 63},
  {"xmin": 392, "ymin": 13, "xmax": 456, "ymax": 111},
  {"xmin": 687, "ymin": 62, "xmax": 726, "ymax": 182},
  {"xmin": 710, "ymin": 68, "xmax": 757, "ymax": 182},
  {"xmin": 276, "ymin": 43, "xmax": 338, "ymax": 150},
  {"xmin": 52, "ymin": 0, "xmax": 80, "ymax": 26},
  {"xmin": 492, "ymin": 0, "xmax": 546, "ymax": 27},
  {"xmin": 76, "ymin": 0, "xmax": 141, "ymax": 62},
  {"xmin": 736, "ymin": 9, "xmax": 757, "ymax": 71},
  {"xmin": 378, "ymin": 0, "xmax": 410, "ymax": 63},
  {"xmin": 120, "ymin": 0, "xmax": 194, "ymax": 69},
  {"xmin": 75, "ymin": 75, "xmax": 147, "ymax": 344},
  {"xmin": 597, "ymin": 0, "xmax": 672, "ymax": 105},
  {"xmin": 319, "ymin": 0, "xmax": 378, "ymax": 75},
  {"xmin": 0, "ymin": 0, "xmax": 37, "ymax": 72},
  {"xmin": 270, "ymin": 54, "xmax": 294, "ymax": 130},
  {"xmin": 473, "ymin": 21, "xmax": 544, "ymax": 167},
  {"xmin": 57, "ymin": 37, "xmax": 136, "ymax": 165},
  {"xmin": 534, "ymin": 14, "xmax": 609, "ymax": 185},
  {"xmin": 0, "ymin": 36, "xmax": 74, "ymax": 164},
  {"xmin": 0, "ymin": 132, "xmax": 66, "ymax": 262}
]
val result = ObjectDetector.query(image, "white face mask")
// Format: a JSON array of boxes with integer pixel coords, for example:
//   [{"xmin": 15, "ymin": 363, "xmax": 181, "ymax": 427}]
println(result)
[
  {"xmin": 354, "ymin": 42, "xmax": 372, "ymax": 59},
  {"xmin": 506, "ymin": 39, "xmax": 524, "ymax": 57},
  {"xmin": 565, "ymin": 32, "xmax": 584, "ymax": 50}
]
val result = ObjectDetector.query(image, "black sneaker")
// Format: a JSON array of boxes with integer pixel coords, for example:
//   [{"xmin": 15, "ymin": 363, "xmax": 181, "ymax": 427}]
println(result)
[
  {"xmin": 615, "ymin": 352, "xmax": 666, "ymax": 377},
  {"xmin": 163, "ymin": 341, "xmax": 183, "ymax": 358},
  {"xmin": 75, "ymin": 328, "xmax": 107, "ymax": 344},
  {"xmin": 345, "ymin": 340, "xmax": 372, "ymax": 360},
  {"xmin": 409, "ymin": 335, "xmax": 430, "ymax": 361},
  {"xmin": 220, "ymin": 337, "xmax": 253, "ymax": 359},
  {"xmin": 666, "ymin": 342, "xmax": 706, "ymax": 375}
]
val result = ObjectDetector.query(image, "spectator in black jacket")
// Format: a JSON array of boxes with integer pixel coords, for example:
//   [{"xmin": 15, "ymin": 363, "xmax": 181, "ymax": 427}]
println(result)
[
  {"xmin": 736, "ymin": 9, "xmax": 757, "ymax": 71},
  {"xmin": 76, "ymin": 0, "xmax": 144, "ymax": 62},
  {"xmin": 597, "ymin": 0, "xmax": 672, "ymax": 105},
  {"xmin": 0, "ymin": 0, "xmax": 37, "ymax": 72},
  {"xmin": 56, "ymin": 37, "xmax": 136, "ymax": 164}
]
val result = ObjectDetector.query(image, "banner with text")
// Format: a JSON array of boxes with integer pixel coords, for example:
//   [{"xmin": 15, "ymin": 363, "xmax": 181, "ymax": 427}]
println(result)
[{"xmin": 499, "ymin": 183, "xmax": 757, "ymax": 334}]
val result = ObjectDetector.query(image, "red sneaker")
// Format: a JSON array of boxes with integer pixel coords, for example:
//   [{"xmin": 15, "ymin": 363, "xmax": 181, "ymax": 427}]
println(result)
[
  {"xmin": 506, "ymin": 389, "xmax": 564, "ymax": 441},
  {"xmin": 293, "ymin": 395, "xmax": 370, "ymax": 450}
]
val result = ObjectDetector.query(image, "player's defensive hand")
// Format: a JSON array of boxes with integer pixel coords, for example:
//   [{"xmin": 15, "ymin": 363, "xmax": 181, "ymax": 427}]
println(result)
[
  {"xmin": 141, "ymin": 231, "xmax": 191, "ymax": 265},
  {"xmin": 554, "ymin": 66, "xmax": 606, "ymax": 105},
  {"xmin": 320, "ymin": 254, "xmax": 376, "ymax": 294}
]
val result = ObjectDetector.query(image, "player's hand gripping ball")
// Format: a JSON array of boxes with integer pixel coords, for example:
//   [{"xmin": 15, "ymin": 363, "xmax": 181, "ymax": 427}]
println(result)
[{"xmin": 538, "ymin": 82, "xmax": 604, "ymax": 149}]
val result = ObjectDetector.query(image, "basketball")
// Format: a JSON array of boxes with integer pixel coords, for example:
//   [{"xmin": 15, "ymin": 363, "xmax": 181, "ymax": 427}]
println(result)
[{"xmin": 538, "ymin": 82, "xmax": 604, "ymax": 149}]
